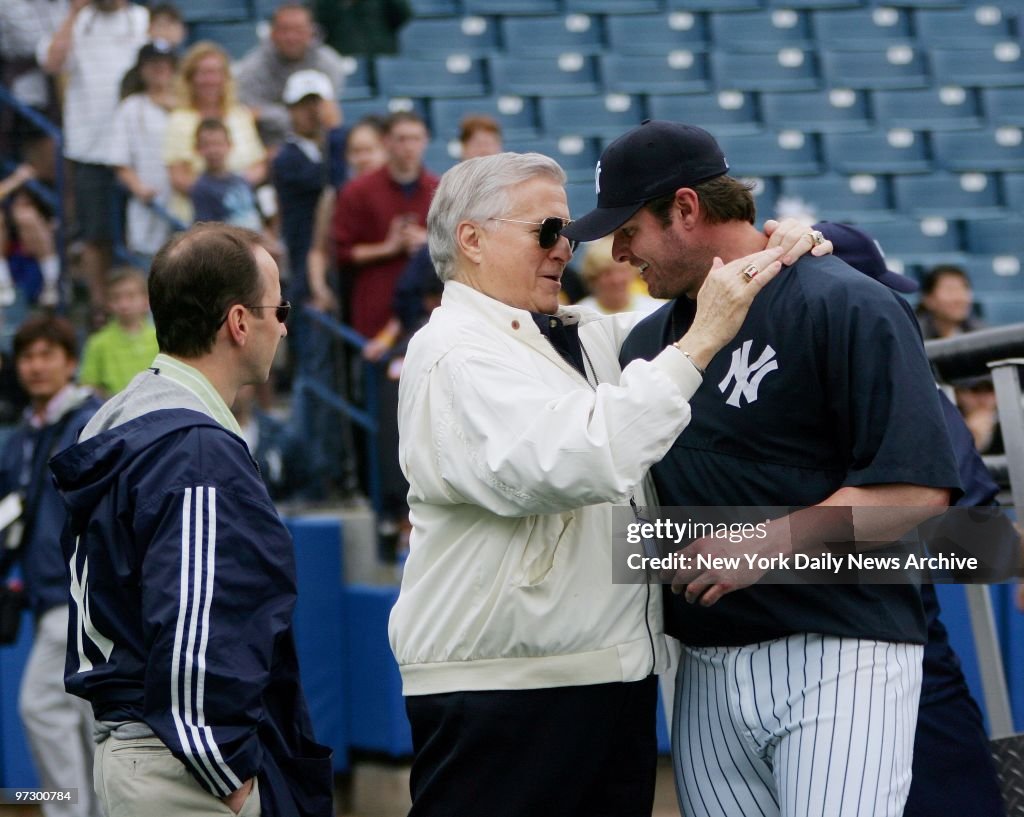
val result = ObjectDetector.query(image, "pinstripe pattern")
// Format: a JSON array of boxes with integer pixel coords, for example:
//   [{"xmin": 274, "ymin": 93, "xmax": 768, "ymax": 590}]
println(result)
[
  {"xmin": 169, "ymin": 487, "xmax": 244, "ymax": 797},
  {"xmin": 673, "ymin": 635, "xmax": 923, "ymax": 817}
]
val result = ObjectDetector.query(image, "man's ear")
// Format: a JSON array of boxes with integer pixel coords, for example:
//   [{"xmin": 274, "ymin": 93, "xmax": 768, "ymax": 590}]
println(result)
[
  {"xmin": 456, "ymin": 221, "xmax": 484, "ymax": 266},
  {"xmin": 674, "ymin": 188, "xmax": 700, "ymax": 228},
  {"xmin": 224, "ymin": 304, "xmax": 249, "ymax": 346}
]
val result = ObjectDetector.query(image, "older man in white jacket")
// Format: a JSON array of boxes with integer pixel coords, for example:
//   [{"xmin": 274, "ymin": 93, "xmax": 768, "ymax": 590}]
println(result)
[{"xmin": 389, "ymin": 151, "xmax": 822, "ymax": 817}]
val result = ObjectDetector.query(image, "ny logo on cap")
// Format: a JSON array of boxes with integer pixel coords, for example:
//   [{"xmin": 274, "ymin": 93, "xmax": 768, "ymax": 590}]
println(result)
[
  {"xmin": 719, "ymin": 340, "xmax": 778, "ymax": 407},
  {"xmin": 594, "ymin": 160, "xmax": 601, "ymax": 195}
]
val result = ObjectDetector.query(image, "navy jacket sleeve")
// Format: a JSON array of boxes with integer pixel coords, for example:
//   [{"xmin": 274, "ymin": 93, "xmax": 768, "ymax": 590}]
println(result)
[{"xmin": 134, "ymin": 428, "xmax": 297, "ymax": 797}]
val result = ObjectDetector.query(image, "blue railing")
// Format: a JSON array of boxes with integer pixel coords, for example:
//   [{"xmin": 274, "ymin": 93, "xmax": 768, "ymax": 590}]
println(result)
[{"xmin": 296, "ymin": 306, "xmax": 382, "ymax": 515}]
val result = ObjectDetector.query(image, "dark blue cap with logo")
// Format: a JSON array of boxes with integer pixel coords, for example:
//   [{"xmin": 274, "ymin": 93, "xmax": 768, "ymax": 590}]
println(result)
[
  {"xmin": 813, "ymin": 221, "xmax": 919, "ymax": 293},
  {"xmin": 562, "ymin": 119, "xmax": 730, "ymax": 243}
]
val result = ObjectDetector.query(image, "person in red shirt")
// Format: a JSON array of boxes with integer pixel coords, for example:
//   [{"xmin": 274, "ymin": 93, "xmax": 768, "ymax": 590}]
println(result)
[{"xmin": 332, "ymin": 111, "xmax": 438, "ymax": 359}]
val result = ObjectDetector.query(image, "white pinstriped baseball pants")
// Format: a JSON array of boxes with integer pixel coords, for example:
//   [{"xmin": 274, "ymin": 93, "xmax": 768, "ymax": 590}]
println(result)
[{"xmin": 672, "ymin": 634, "xmax": 923, "ymax": 817}]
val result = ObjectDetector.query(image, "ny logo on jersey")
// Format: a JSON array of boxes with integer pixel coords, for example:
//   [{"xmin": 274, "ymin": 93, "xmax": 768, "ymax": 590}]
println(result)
[{"xmin": 718, "ymin": 340, "xmax": 779, "ymax": 407}]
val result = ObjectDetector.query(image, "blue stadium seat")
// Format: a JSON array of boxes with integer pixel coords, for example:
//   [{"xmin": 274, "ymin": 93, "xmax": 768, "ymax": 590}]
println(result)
[
  {"xmin": 189, "ymin": 22, "xmax": 260, "ymax": 60},
  {"xmin": 958, "ymin": 256, "xmax": 1024, "ymax": 294},
  {"xmin": 982, "ymin": 88, "xmax": 1024, "ymax": 127},
  {"xmin": 565, "ymin": 0, "xmax": 661, "ymax": 13},
  {"xmin": 854, "ymin": 216, "xmax": 965, "ymax": 267},
  {"xmin": 397, "ymin": 17, "xmax": 499, "ymax": 57},
  {"xmin": 879, "ymin": 0, "xmax": 960, "ymax": 6},
  {"xmin": 342, "ymin": 97, "xmax": 428, "ymax": 125},
  {"xmin": 505, "ymin": 136, "xmax": 600, "ymax": 182},
  {"xmin": 764, "ymin": 0, "xmax": 861, "ymax": 6},
  {"xmin": 605, "ymin": 12, "xmax": 710, "ymax": 55},
  {"xmin": 175, "ymin": 0, "xmax": 249, "ymax": 22},
  {"xmin": 811, "ymin": 8, "xmax": 913, "ymax": 50},
  {"xmin": 711, "ymin": 49, "xmax": 820, "ymax": 91},
  {"xmin": 708, "ymin": 9, "xmax": 813, "ymax": 52},
  {"xmin": 539, "ymin": 94, "xmax": 646, "ymax": 138},
  {"xmin": 821, "ymin": 47, "xmax": 929, "ymax": 90},
  {"xmin": 1002, "ymin": 172, "xmax": 1024, "ymax": 210},
  {"xmin": 667, "ymin": 0, "xmax": 761, "ymax": 9},
  {"xmin": 779, "ymin": 174, "xmax": 895, "ymax": 223},
  {"xmin": 423, "ymin": 139, "xmax": 461, "ymax": 174},
  {"xmin": 409, "ymin": 0, "xmax": 463, "ymax": 16},
  {"xmin": 602, "ymin": 53, "xmax": 711, "ymax": 94},
  {"xmin": 963, "ymin": 216, "xmax": 1024, "ymax": 256},
  {"xmin": 932, "ymin": 45, "xmax": 1024, "ymax": 87},
  {"xmin": 491, "ymin": 54, "xmax": 601, "ymax": 96},
  {"xmin": 932, "ymin": 129, "xmax": 1024, "ymax": 173},
  {"xmin": 892, "ymin": 172, "xmax": 1004, "ymax": 219},
  {"xmin": 566, "ymin": 180, "xmax": 597, "ymax": 219},
  {"xmin": 252, "ymin": 0, "xmax": 288, "ymax": 21},
  {"xmin": 823, "ymin": 130, "xmax": 931, "ymax": 174},
  {"xmin": 501, "ymin": 14, "xmax": 607, "ymax": 56},
  {"xmin": 339, "ymin": 56, "xmax": 374, "ymax": 100},
  {"xmin": 715, "ymin": 131, "xmax": 820, "ymax": 175},
  {"xmin": 914, "ymin": 7, "xmax": 1015, "ymax": 47},
  {"xmin": 647, "ymin": 91, "xmax": 761, "ymax": 135},
  {"xmin": 430, "ymin": 95, "xmax": 540, "ymax": 140},
  {"xmin": 872, "ymin": 87, "xmax": 983, "ymax": 131},
  {"xmin": 463, "ymin": 0, "xmax": 559, "ymax": 14},
  {"xmin": 975, "ymin": 295, "xmax": 1024, "ymax": 325},
  {"xmin": 375, "ymin": 56, "xmax": 487, "ymax": 98},
  {"xmin": 760, "ymin": 89, "xmax": 870, "ymax": 133}
]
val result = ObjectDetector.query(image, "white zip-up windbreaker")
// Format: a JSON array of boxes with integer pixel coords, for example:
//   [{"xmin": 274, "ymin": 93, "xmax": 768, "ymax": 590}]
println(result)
[{"xmin": 389, "ymin": 281, "xmax": 703, "ymax": 695}]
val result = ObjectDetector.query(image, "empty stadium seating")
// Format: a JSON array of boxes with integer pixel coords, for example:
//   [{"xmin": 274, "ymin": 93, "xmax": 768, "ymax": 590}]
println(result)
[
  {"xmin": 871, "ymin": 87, "xmax": 983, "ymax": 131},
  {"xmin": 397, "ymin": 17, "xmax": 500, "ymax": 56},
  {"xmin": 779, "ymin": 174, "xmax": 895, "ymax": 223},
  {"xmin": 823, "ymin": 130, "xmax": 932, "ymax": 174},
  {"xmin": 760, "ymin": 89, "xmax": 871, "ymax": 133},
  {"xmin": 811, "ymin": 8, "xmax": 913, "ymax": 50},
  {"xmin": 711, "ymin": 49, "xmax": 820, "ymax": 91},
  {"xmin": 430, "ymin": 95, "xmax": 541, "ymax": 140},
  {"xmin": 605, "ymin": 12, "xmax": 710, "ymax": 54},
  {"xmin": 602, "ymin": 52, "xmax": 711, "ymax": 94},
  {"xmin": 538, "ymin": 94, "xmax": 646, "ymax": 138},
  {"xmin": 501, "ymin": 14, "xmax": 606, "ymax": 55},
  {"xmin": 893, "ymin": 172, "xmax": 1005, "ymax": 219},
  {"xmin": 932, "ymin": 129, "xmax": 1024, "ymax": 173},
  {"xmin": 491, "ymin": 53, "xmax": 602, "ymax": 96},
  {"xmin": 375, "ymin": 56, "xmax": 488, "ymax": 98},
  {"xmin": 708, "ymin": 9, "xmax": 814, "ymax": 53},
  {"xmin": 647, "ymin": 91, "xmax": 761, "ymax": 135},
  {"xmin": 821, "ymin": 47, "xmax": 929, "ymax": 90}
]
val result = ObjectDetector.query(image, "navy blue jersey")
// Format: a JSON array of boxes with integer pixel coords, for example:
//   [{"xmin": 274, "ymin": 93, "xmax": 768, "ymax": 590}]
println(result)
[
  {"xmin": 50, "ymin": 408, "xmax": 332, "ymax": 817},
  {"xmin": 620, "ymin": 254, "xmax": 961, "ymax": 647}
]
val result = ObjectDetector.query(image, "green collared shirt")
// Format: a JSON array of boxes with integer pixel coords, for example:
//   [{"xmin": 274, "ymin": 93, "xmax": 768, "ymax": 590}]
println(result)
[{"xmin": 150, "ymin": 353, "xmax": 242, "ymax": 436}]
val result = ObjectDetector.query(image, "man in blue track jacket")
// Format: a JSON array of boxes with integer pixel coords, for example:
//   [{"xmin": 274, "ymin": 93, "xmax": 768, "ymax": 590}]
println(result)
[{"xmin": 51, "ymin": 223, "xmax": 332, "ymax": 817}]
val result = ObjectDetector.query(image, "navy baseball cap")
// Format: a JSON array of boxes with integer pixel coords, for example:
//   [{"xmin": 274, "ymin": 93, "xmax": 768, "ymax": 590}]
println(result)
[
  {"xmin": 814, "ymin": 221, "xmax": 919, "ymax": 293},
  {"xmin": 562, "ymin": 120, "xmax": 730, "ymax": 243}
]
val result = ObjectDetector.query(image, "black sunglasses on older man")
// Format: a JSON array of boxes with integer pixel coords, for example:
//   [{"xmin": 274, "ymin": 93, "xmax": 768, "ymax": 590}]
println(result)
[{"xmin": 491, "ymin": 217, "xmax": 578, "ymax": 253}]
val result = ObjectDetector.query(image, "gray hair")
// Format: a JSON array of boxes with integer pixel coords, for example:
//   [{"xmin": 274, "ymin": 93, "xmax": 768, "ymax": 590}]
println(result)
[{"xmin": 428, "ymin": 152, "xmax": 567, "ymax": 282}]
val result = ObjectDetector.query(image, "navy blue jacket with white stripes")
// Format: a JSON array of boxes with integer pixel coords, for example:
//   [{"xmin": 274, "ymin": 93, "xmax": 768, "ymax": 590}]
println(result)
[{"xmin": 51, "ymin": 406, "xmax": 333, "ymax": 817}]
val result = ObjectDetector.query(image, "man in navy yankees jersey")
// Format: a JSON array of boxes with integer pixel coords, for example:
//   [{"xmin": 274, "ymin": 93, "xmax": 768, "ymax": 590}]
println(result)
[
  {"xmin": 563, "ymin": 121, "xmax": 961, "ymax": 817},
  {"xmin": 51, "ymin": 224, "xmax": 333, "ymax": 817}
]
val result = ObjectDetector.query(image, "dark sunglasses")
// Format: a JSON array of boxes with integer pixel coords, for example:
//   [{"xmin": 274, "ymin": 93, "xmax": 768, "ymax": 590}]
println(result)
[
  {"xmin": 244, "ymin": 301, "xmax": 291, "ymax": 323},
  {"xmin": 491, "ymin": 217, "xmax": 578, "ymax": 253}
]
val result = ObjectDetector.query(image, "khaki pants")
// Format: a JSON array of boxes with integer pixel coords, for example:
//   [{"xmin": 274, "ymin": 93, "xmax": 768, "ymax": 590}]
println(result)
[{"xmin": 94, "ymin": 735, "xmax": 260, "ymax": 817}]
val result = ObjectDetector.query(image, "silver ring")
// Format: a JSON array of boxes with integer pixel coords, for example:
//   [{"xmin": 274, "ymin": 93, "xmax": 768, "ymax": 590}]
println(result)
[
  {"xmin": 807, "ymin": 229, "xmax": 825, "ymax": 248},
  {"xmin": 741, "ymin": 263, "xmax": 759, "ymax": 282}
]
